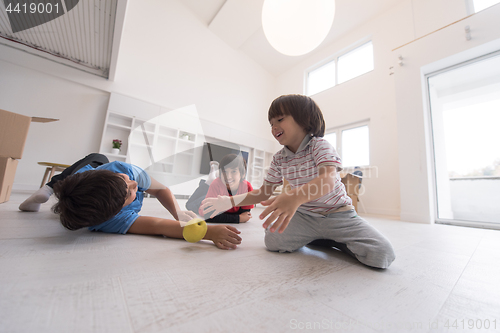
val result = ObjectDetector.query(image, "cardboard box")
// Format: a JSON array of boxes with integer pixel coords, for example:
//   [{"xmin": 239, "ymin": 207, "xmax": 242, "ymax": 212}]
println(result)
[
  {"xmin": 0, "ymin": 157, "xmax": 18, "ymax": 203},
  {"xmin": 0, "ymin": 109, "xmax": 58, "ymax": 203},
  {"xmin": 0, "ymin": 109, "xmax": 58, "ymax": 159},
  {"xmin": 349, "ymin": 193, "xmax": 358, "ymax": 212},
  {"xmin": 340, "ymin": 172, "xmax": 361, "ymax": 195},
  {"xmin": 341, "ymin": 173, "xmax": 361, "ymax": 212}
]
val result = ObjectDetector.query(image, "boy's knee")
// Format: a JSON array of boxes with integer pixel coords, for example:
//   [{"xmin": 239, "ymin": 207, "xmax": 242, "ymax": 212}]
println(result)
[
  {"xmin": 359, "ymin": 238, "xmax": 396, "ymax": 269},
  {"xmin": 264, "ymin": 231, "xmax": 297, "ymax": 253}
]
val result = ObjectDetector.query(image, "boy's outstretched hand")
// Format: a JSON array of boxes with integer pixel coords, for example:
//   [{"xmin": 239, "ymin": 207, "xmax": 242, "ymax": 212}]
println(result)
[
  {"xmin": 260, "ymin": 194, "xmax": 301, "ymax": 233},
  {"xmin": 205, "ymin": 224, "xmax": 242, "ymax": 250},
  {"xmin": 177, "ymin": 210, "xmax": 197, "ymax": 222},
  {"xmin": 200, "ymin": 195, "xmax": 232, "ymax": 218}
]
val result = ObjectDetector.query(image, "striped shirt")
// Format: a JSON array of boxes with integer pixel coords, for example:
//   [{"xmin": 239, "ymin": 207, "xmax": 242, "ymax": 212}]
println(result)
[{"xmin": 264, "ymin": 135, "xmax": 352, "ymax": 215}]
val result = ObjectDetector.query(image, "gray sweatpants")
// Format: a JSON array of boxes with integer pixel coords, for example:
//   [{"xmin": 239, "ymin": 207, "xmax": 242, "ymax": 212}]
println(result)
[{"xmin": 264, "ymin": 210, "xmax": 395, "ymax": 269}]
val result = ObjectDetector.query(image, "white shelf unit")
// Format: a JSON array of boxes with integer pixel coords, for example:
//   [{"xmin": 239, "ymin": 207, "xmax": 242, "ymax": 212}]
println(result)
[
  {"xmin": 172, "ymin": 130, "xmax": 196, "ymax": 175},
  {"xmin": 249, "ymin": 149, "xmax": 273, "ymax": 188},
  {"xmin": 99, "ymin": 112, "xmax": 132, "ymax": 161},
  {"xmin": 99, "ymin": 110, "xmax": 196, "ymax": 177}
]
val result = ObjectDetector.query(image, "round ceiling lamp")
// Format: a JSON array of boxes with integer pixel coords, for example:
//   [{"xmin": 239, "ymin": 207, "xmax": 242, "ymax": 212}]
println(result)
[{"xmin": 262, "ymin": 0, "xmax": 336, "ymax": 56}]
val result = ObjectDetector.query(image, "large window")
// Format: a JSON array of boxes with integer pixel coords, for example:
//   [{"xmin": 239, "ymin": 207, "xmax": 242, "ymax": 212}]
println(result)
[
  {"xmin": 338, "ymin": 42, "xmax": 374, "ymax": 84},
  {"xmin": 427, "ymin": 51, "xmax": 500, "ymax": 227},
  {"xmin": 324, "ymin": 123, "xmax": 370, "ymax": 167},
  {"xmin": 307, "ymin": 60, "xmax": 336, "ymax": 96},
  {"xmin": 323, "ymin": 132, "xmax": 337, "ymax": 150},
  {"xmin": 306, "ymin": 41, "xmax": 374, "ymax": 96}
]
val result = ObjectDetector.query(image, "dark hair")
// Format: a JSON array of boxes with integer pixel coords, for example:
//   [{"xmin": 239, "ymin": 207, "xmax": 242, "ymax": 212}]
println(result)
[
  {"xmin": 268, "ymin": 94, "xmax": 325, "ymax": 137},
  {"xmin": 219, "ymin": 154, "xmax": 247, "ymax": 181},
  {"xmin": 52, "ymin": 170, "xmax": 128, "ymax": 230}
]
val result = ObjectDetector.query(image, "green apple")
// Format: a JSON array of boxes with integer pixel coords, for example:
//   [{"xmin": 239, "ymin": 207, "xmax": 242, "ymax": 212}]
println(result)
[{"xmin": 182, "ymin": 218, "xmax": 207, "ymax": 243}]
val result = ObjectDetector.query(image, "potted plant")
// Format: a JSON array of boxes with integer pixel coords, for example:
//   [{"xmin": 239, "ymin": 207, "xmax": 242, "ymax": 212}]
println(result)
[{"xmin": 111, "ymin": 139, "xmax": 122, "ymax": 155}]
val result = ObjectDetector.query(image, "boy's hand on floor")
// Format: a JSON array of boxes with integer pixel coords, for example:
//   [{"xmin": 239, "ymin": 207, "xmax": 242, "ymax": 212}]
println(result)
[
  {"xmin": 178, "ymin": 210, "xmax": 197, "ymax": 222},
  {"xmin": 205, "ymin": 225, "xmax": 242, "ymax": 250},
  {"xmin": 200, "ymin": 195, "xmax": 232, "ymax": 218},
  {"xmin": 259, "ymin": 194, "xmax": 301, "ymax": 233}
]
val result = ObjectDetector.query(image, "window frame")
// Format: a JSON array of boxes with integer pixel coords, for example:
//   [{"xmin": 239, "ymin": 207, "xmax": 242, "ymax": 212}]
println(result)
[
  {"xmin": 425, "ymin": 49, "xmax": 500, "ymax": 229},
  {"xmin": 467, "ymin": 0, "xmax": 500, "ymax": 13},
  {"xmin": 337, "ymin": 41, "xmax": 374, "ymax": 85},
  {"xmin": 305, "ymin": 38, "xmax": 374, "ymax": 96},
  {"xmin": 306, "ymin": 59, "xmax": 337, "ymax": 96},
  {"xmin": 465, "ymin": 0, "xmax": 475, "ymax": 14},
  {"xmin": 324, "ymin": 120, "xmax": 371, "ymax": 168}
]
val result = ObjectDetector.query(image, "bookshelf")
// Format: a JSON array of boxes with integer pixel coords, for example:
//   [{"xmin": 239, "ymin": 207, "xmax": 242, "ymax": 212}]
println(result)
[
  {"xmin": 100, "ymin": 110, "xmax": 196, "ymax": 178},
  {"xmin": 249, "ymin": 148, "xmax": 273, "ymax": 188}
]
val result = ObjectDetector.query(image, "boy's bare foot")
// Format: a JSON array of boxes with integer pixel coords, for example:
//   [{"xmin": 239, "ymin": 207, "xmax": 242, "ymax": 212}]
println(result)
[{"xmin": 239, "ymin": 212, "xmax": 252, "ymax": 223}]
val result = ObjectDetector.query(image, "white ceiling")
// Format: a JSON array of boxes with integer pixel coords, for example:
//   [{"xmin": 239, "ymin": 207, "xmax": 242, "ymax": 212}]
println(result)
[
  {"xmin": 182, "ymin": 0, "xmax": 406, "ymax": 76},
  {"xmin": 0, "ymin": 0, "xmax": 407, "ymax": 78}
]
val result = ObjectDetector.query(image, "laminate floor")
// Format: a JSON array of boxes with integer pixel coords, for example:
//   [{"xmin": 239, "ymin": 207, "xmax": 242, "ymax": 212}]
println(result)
[{"xmin": 1, "ymin": 193, "xmax": 499, "ymax": 333}]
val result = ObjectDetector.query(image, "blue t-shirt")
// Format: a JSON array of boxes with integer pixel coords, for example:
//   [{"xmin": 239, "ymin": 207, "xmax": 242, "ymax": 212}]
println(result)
[{"xmin": 75, "ymin": 161, "xmax": 151, "ymax": 234}]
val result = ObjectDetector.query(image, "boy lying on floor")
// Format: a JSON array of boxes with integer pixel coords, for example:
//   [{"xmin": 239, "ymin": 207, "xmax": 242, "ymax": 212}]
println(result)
[{"xmin": 19, "ymin": 153, "xmax": 241, "ymax": 250}]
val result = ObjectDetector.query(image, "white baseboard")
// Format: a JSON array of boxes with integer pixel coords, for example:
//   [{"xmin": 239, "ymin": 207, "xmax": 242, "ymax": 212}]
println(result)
[
  {"xmin": 400, "ymin": 212, "xmax": 433, "ymax": 224},
  {"xmin": 363, "ymin": 207, "xmax": 400, "ymax": 217},
  {"xmin": 12, "ymin": 184, "xmax": 39, "ymax": 193}
]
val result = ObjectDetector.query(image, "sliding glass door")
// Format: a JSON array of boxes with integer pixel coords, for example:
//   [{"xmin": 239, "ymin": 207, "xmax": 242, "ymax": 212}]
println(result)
[{"xmin": 427, "ymin": 51, "xmax": 500, "ymax": 228}]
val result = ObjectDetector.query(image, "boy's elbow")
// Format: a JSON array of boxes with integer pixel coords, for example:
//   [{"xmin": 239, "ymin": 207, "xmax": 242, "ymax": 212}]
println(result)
[{"xmin": 318, "ymin": 174, "xmax": 335, "ymax": 192}]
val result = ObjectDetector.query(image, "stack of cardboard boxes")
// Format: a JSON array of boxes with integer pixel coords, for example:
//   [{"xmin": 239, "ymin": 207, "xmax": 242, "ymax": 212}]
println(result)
[
  {"xmin": 0, "ymin": 109, "xmax": 57, "ymax": 203},
  {"xmin": 340, "ymin": 172, "xmax": 361, "ymax": 212}
]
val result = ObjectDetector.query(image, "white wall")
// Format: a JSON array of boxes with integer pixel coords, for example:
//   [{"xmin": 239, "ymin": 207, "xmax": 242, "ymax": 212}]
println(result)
[
  {"xmin": 113, "ymin": 0, "xmax": 276, "ymax": 133},
  {"xmin": 0, "ymin": 0, "xmax": 276, "ymax": 191}
]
